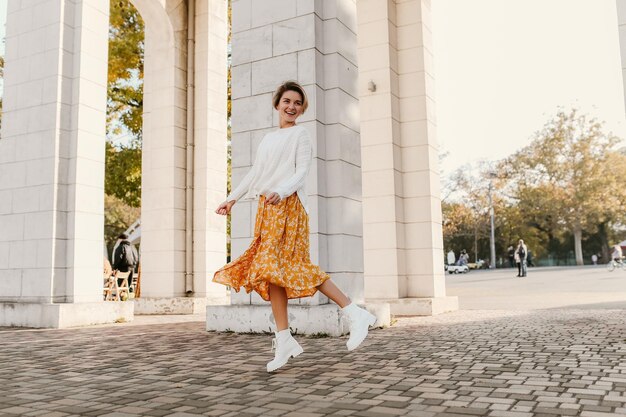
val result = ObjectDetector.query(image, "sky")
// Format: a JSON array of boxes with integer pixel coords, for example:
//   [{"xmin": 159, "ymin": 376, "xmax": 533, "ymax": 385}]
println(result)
[{"xmin": 432, "ymin": 0, "xmax": 626, "ymax": 177}]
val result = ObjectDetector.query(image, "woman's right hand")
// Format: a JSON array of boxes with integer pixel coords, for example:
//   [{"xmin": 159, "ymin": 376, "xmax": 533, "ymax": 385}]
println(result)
[{"xmin": 215, "ymin": 200, "xmax": 236, "ymax": 215}]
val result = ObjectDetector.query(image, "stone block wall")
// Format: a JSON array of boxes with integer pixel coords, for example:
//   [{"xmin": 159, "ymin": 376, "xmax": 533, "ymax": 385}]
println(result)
[
  {"xmin": 357, "ymin": 0, "xmax": 445, "ymax": 301},
  {"xmin": 193, "ymin": 0, "xmax": 230, "ymax": 299},
  {"xmin": 229, "ymin": 0, "xmax": 364, "ymax": 305},
  {"xmin": 0, "ymin": 0, "xmax": 110, "ymax": 304},
  {"xmin": 135, "ymin": 0, "xmax": 189, "ymax": 298}
]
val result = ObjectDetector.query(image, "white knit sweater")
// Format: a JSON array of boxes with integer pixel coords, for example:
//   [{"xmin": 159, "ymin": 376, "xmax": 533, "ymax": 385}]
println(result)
[{"xmin": 227, "ymin": 125, "xmax": 313, "ymax": 213}]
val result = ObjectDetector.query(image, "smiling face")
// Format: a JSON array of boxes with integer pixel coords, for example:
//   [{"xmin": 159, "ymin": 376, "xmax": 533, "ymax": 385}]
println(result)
[{"xmin": 276, "ymin": 90, "xmax": 304, "ymax": 127}]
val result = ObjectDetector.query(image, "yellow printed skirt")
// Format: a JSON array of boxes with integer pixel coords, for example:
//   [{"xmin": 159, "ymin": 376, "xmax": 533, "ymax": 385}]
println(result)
[{"xmin": 213, "ymin": 193, "xmax": 329, "ymax": 301}]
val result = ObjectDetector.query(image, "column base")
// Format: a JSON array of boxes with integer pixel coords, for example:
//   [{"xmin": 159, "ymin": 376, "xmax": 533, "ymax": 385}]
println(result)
[
  {"xmin": 134, "ymin": 296, "xmax": 230, "ymax": 315},
  {"xmin": 0, "ymin": 302, "xmax": 134, "ymax": 328},
  {"xmin": 206, "ymin": 302, "xmax": 390, "ymax": 336},
  {"xmin": 369, "ymin": 296, "xmax": 459, "ymax": 316}
]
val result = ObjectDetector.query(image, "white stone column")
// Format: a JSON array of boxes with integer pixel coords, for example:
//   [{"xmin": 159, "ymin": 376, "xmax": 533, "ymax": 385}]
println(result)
[
  {"xmin": 131, "ymin": 0, "xmax": 201, "ymax": 314},
  {"xmin": 0, "ymin": 0, "xmax": 132, "ymax": 327},
  {"xmin": 193, "ymin": 0, "xmax": 230, "ymax": 304},
  {"xmin": 207, "ymin": 0, "xmax": 389, "ymax": 334},
  {"xmin": 357, "ymin": 0, "xmax": 457, "ymax": 315},
  {"xmin": 618, "ymin": 0, "xmax": 626, "ymax": 111}
]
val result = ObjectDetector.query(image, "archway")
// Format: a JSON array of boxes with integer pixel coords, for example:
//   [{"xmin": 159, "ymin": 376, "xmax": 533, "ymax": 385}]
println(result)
[{"xmin": 0, "ymin": 0, "xmax": 228, "ymax": 327}]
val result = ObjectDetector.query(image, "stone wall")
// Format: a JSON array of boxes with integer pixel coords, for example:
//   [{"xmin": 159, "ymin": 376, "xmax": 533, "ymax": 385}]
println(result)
[{"xmin": 229, "ymin": 0, "xmax": 364, "ymax": 305}]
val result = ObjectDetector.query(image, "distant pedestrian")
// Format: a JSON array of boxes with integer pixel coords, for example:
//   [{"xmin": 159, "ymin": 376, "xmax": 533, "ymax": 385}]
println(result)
[
  {"xmin": 591, "ymin": 254, "xmax": 598, "ymax": 265},
  {"xmin": 458, "ymin": 249, "xmax": 469, "ymax": 266},
  {"xmin": 527, "ymin": 249, "xmax": 535, "ymax": 267},
  {"xmin": 113, "ymin": 233, "xmax": 139, "ymax": 292},
  {"xmin": 515, "ymin": 239, "xmax": 528, "ymax": 277},
  {"xmin": 507, "ymin": 245, "xmax": 515, "ymax": 268},
  {"xmin": 612, "ymin": 245, "xmax": 623, "ymax": 263},
  {"xmin": 447, "ymin": 249, "xmax": 456, "ymax": 266}
]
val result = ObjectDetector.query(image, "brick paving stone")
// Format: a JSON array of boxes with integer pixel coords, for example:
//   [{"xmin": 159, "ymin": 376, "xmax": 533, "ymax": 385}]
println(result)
[{"xmin": 2, "ymin": 310, "xmax": 626, "ymax": 416}]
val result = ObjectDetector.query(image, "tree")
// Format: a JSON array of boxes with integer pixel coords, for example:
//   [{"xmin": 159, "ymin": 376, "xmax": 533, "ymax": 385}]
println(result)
[
  {"xmin": 502, "ymin": 109, "xmax": 626, "ymax": 265},
  {"xmin": 105, "ymin": 141, "xmax": 142, "ymax": 207},
  {"xmin": 107, "ymin": 0, "xmax": 144, "ymax": 140},
  {"xmin": 105, "ymin": 0, "xmax": 144, "ymax": 247},
  {"xmin": 106, "ymin": 0, "xmax": 144, "ymax": 205},
  {"xmin": 443, "ymin": 167, "xmax": 492, "ymax": 262}
]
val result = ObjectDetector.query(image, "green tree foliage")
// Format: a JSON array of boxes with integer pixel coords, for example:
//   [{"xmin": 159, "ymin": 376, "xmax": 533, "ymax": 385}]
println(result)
[
  {"xmin": 444, "ymin": 109, "xmax": 626, "ymax": 267},
  {"xmin": 443, "ymin": 168, "xmax": 491, "ymax": 262},
  {"xmin": 502, "ymin": 109, "xmax": 626, "ymax": 265},
  {"xmin": 105, "ymin": 0, "xmax": 144, "ymax": 247},
  {"xmin": 107, "ymin": 0, "xmax": 144, "ymax": 140},
  {"xmin": 106, "ymin": 0, "xmax": 144, "ymax": 197},
  {"xmin": 105, "ymin": 141, "xmax": 142, "ymax": 207}
]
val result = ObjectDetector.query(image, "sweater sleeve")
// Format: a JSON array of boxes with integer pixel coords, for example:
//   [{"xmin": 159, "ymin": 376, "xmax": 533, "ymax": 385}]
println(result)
[
  {"xmin": 226, "ymin": 163, "xmax": 256, "ymax": 202},
  {"xmin": 227, "ymin": 139, "xmax": 265, "ymax": 202},
  {"xmin": 273, "ymin": 129, "xmax": 313, "ymax": 200}
]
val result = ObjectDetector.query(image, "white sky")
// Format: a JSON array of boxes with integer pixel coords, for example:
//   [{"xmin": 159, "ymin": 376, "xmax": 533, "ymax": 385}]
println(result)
[{"xmin": 433, "ymin": 0, "xmax": 626, "ymax": 177}]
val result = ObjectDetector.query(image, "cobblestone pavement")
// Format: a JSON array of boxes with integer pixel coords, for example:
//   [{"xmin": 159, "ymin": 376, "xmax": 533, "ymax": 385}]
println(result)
[{"xmin": 2, "ymin": 309, "xmax": 626, "ymax": 417}]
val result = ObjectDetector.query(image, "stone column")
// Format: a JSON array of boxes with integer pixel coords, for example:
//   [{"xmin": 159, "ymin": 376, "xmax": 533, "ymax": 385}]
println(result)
[
  {"xmin": 0, "ymin": 0, "xmax": 132, "ymax": 327},
  {"xmin": 121, "ymin": 0, "xmax": 230, "ymax": 315},
  {"xmin": 128, "ymin": 0, "xmax": 190, "ymax": 314},
  {"xmin": 206, "ymin": 0, "xmax": 389, "ymax": 335},
  {"xmin": 193, "ymin": 0, "xmax": 230, "ymax": 304},
  {"xmin": 357, "ymin": 0, "xmax": 457, "ymax": 315},
  {"xmin": 617, "ymin": 0, "xmax": 626, "ymax": 112}
]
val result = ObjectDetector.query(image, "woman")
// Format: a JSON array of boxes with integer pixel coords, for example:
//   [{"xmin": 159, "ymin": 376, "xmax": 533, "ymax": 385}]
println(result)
[
  {"xmin": 515, "ymin": 239, "xmax": 527, "ymax": 277},
  {"xmin": 213, "ymin": 81, "xmax": 376, "ymax": 373}
]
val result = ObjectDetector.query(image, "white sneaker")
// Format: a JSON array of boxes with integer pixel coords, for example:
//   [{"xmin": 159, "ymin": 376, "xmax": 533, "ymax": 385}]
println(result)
[
  {"xmin": 342, "ymin": 303, "xmax": 377, "ymax": 351},
  {"xmin": 266, "ymin": 329, "xmax": 304, "ymax": 372}
]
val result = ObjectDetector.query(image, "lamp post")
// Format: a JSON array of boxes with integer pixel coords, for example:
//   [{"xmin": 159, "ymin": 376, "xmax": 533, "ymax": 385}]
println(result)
[{"xmin": 488, "ymin": 179, "xmax": 496, "ymax": 269}]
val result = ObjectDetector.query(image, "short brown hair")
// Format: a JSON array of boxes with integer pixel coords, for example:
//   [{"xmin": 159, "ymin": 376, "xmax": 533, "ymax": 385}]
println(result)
[{"xmin": 272, "ymin": 81, "xmax": 308, "ymax": 113}]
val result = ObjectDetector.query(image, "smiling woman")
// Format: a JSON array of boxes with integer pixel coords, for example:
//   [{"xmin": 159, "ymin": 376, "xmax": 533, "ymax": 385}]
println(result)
[{"xmin": 213, "ymin": 81, "xmax": 377, "ymax": 373}]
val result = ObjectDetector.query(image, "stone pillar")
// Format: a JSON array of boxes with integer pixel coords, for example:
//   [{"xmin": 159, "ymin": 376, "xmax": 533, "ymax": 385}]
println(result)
[
  {"xmin": 617, "ymin": 0, "xmax": 626, "ymax": 112},
  {"xmin": 132, "ymin": 0, "xmax": 230, "ymax": 314},
  {"xmin": 129, "ymin": 0, "xmax": 190, "ymax": 314},
  {"xmin": 357, "ymin": 0, "xmax": 457, "ymax": 315},
  {"xmin": 0, "ymin": 0, "xmax": 132, "ymax": 327},
  {"xmin": 206, "ymin": 0, "xmax": 389, "ymax": 335},
  {"xmin": 193, "ymin": 0, "xmax": 230, "ymax": 304}
]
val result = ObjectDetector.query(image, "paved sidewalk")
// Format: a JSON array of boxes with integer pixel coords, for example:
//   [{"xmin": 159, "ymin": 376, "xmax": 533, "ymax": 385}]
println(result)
[
  {"xmin": 446, "ymin": 265, "xmax": 626, "ymax": 309},
  {"xmin": 2, "ymin": 308, "xmax": 626, "ymax": 417}
]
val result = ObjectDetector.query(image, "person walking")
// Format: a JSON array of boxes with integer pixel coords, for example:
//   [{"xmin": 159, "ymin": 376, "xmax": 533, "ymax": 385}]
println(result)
[
  {"xmin": 515, "ymin": 239, "xmax": 528, "ymax": 277},
  {"xmin": 507, "ymin": 245, "xmax": 515, "ymax": 268},
  {"xmin": 591, "ymin": 254, "xmax": 598, "ymax": 265},
  {"xmin": 213, "ymin": 81, "xmax": 376, "ymax": 373},
  {"xmin": 612, "ymin": 245, "xmax": 623, "ymax": 263},
  {"xmin": 113, "ymin": 233, "xmax": 139, "ymax": 291}
]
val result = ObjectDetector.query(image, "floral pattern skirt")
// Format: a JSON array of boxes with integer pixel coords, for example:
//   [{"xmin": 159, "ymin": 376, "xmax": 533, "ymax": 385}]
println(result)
[{"xmin": 213, "ymin": 193, "xmax": 329, "ymax": 301}]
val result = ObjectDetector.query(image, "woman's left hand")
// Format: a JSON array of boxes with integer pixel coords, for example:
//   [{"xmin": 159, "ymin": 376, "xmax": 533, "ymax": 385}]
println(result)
[{"xmin": 266, "ymin": 192, "xmax": 281, "ymax": 205}]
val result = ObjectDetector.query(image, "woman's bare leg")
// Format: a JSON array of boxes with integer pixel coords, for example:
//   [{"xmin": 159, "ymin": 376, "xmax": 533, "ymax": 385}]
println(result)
[
  {"xmin": 318, "ymin": 279, "xmax": 350, "ymax": 308},
  {"xmin": 269, "ymin": 283, "xmax": 289, "ymax": 331}
]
